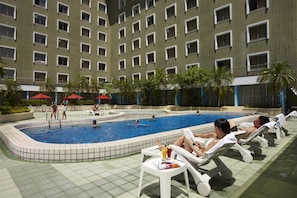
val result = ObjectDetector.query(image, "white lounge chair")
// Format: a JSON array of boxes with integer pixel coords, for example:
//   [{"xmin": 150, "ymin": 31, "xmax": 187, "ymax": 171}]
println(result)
[{"xmin": 170, "ymin": 132, "xmax": 237, "ymax": 197}]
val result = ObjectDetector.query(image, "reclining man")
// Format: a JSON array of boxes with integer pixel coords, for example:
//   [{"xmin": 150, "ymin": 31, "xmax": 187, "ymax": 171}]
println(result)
[{"xmin": 193, "ymin": 115, "xmax": 270, "ymax": 139}]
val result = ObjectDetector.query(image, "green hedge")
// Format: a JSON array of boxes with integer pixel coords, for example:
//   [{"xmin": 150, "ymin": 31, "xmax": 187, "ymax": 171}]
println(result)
[{"xmin": 0, "ymin": 106, "xmax": 30, "ymax": 115}]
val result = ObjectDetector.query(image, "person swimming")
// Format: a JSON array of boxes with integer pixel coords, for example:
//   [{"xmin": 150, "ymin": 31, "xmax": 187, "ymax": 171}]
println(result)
[{"xmin": 92, "ymin": 120, "xmax": 97, "ymax": 128}]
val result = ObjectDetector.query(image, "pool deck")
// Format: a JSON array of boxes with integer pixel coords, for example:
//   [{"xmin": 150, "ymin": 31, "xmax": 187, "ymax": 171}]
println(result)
[{"xmin": 0, "ymin": 110, "xmax": 296, "ymax": 197}]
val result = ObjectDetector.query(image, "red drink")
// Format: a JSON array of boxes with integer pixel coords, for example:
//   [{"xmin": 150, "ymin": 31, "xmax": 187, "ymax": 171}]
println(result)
[{"xmin": 167, "ymin": 147, "xmax": 172, "ymax": 158}]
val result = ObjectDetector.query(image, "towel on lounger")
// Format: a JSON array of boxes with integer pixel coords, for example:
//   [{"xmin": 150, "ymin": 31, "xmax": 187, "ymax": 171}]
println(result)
[{"xmin": 275, "ymin": 114, "xmax": 286, "ymax": 126}]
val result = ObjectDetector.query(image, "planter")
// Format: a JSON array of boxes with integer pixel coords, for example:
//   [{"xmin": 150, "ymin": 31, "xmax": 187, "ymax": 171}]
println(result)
[{"xmin": 0, "ymin": 112, "xmax": 34, "ymax": 123}]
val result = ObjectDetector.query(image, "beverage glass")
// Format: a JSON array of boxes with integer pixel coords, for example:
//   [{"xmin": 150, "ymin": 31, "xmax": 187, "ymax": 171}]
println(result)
[
  {"xmin": 161, "ymin": 147, "xmax": 167, "ymax": 161},
  {"xmin": 167, "ymin": 147, "xmax": 172, "ymax": 159}
]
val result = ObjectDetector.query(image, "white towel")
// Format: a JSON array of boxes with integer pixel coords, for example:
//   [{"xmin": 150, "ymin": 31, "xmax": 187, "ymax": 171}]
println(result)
[
  {"xmin": 205, "ymin": 133, "xmax": 237, "ymax": 155},
  {"xmin": 275, "ymin": 114, "xmax": 286, "ymax": 126},
  {"xmin": 287, "ymin": 110, "xmax": 297, "ymax": 117},
  {"xmin": 263, "ymin": 121, "xmax": 276, "ymax": 129}
]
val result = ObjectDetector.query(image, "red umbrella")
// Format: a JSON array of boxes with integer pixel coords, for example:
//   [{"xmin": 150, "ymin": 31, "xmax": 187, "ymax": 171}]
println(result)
[
  {"xmin": 66, "ymin": 94, "xmax": 84, "ymax": 99},
  {"xmin": 30, "ymin": 93, "xmax": 51, "ymax": 99},
  {"xmin": 96, "ymin": 95, "xmax": 111, "ymax": 100}
]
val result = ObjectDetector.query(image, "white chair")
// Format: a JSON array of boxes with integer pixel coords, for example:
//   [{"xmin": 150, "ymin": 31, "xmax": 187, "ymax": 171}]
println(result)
[{"xmin": 170, "ymin": 133, "xmax": 237, "ymax": 197}]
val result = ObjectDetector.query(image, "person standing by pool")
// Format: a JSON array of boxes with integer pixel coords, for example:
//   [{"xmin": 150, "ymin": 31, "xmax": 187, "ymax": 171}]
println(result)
[
  {"xmin": 50, "ymin": 102, "xmax": 57, "ymax": 120},
  {"xmin": 61, "ymin": 98, "xmax": 68, "ymax": 119}
]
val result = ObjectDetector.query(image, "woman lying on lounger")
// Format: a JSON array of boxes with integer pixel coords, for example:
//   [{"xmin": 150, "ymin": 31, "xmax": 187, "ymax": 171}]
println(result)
[{"xmin": 156, "ymin": 118, "xmax": 231, "ymax": 157}]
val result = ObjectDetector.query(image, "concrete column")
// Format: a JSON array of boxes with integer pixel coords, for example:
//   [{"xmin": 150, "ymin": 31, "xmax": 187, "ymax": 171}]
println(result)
[{"xmin": 234, "ymin": 85, "xmax": 239, "ymax": 106}]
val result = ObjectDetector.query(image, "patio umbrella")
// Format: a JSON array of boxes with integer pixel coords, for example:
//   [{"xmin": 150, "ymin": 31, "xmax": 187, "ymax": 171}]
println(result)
[
  {"xmin": 96, "ymin": 95, "xmax": 111, "ymax": 100},
  {"xmin": 30, "ymin": 93, "xmax": 51, "ymax": 99},
  {"xmin": 66, "ymin": 94, "xmax": 84, "ymax": 99}
]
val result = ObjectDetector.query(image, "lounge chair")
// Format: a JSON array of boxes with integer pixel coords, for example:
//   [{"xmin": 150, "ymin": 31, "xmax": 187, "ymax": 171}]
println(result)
[
  {"xmin": 269, "ymin": 113, "xmax": 288, "ymax": 140},
  {"xmin": 169, "ymin": 132, "xmax": 237, "ymax": 196},
  {"xmin": 232, "ymin": 123, "xmax": 272, "ymax": 163},
  {"xmin": 286, "ymin": 110, "xmax": 297, "ymax": 120}
]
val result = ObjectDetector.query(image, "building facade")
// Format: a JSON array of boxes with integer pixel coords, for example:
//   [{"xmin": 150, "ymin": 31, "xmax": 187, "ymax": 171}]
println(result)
[{"xmin": 0, "ymin": 0, "xmax": 296, "ymax": 108}]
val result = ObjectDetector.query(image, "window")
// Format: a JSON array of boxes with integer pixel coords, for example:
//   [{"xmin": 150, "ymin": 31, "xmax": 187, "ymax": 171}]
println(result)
[
  {"xmin": 118, "ymin": 12, "xmax": 126, "ymax": 24},
  {"xmin": 98, "ymin": 47, "xmax": 106, "ymax": 56},
  {"xmin": 118, "ymin": 75, "xmax": 126, "ymax": 81},
  {"xmin": 98, "ymin": 32, "xmax": 107, "ymax": 42},
  {"xmin": 119, "ymin": 28, "xmax": 125, "ymax": 39},
  {"xmin": 146, "ymin": 32, "xmax": 155, "ymax": 46},
  {"xmin": 0, "ymin": 24, "xmax": 15, "ymax": 39},
  {"xmin": 215, "ymin": 58, "xmax": 232, "ymax": 72},
  {"xmin": 247, "ymin": 51, "xmax": 269, "ymax": 72},
  {"xmin": 146, "ymin": 0, "xmax": 155, "ymax": 10},
  {"xmin": 146, "ymin": 14, "xmax": 155, "ymax": 28},
  {"xmin": 98, "ymin": 77, "xmax": 107, "ymax": 83},
  {"xmin": 186, "ymin": 63, "xmax": 199, "ymax": 70},
  {"xmin": 81, "ymin": 11, "xmax": 91, "ymax": 23},
  {"xmin": 132, "ymin": 38, "xmax": 141, "ymax": 50},
  {"xmin": 146, "ymin": 51, "xmax": 155, "ymax": 64},
  {"xmin": 119, "ymin": 0, "xmax": 126, "ymax": 9},
  {"xmin": 185, "ymin": 0, "xmax": 198, "ymax": 11},
  {"xmin": 33, "ymin": 71, "xmax": 47, "ymax": 82},
  {"xmin": 57, "ymin": 37, "xmax": 69, "ymax": 49},
  {"xmin": 132, "ymin": 73, "xmax": 141, "ymax": 81},
  {"xmin": 58, "ymin": 20, "xmax": 69, "ymax": 32},
  {"xmin": 246, "ymin": 0, "xmax": 268, "ymax": 14},
  {"xmin": 58, "ymin": 2, "xmax": 69, "ymax": 15},
  {"xmin": 132, "ymin": 4, "xmax": 140, "ymax": 16},
  {"xmin": 3, "ymin": 68, "xmax": 16, "ymax": 80},
  {"xmin": 81, "ymin": 0, "xmax": 90, "ymax": 6},
  {"xmin": 57, "ymin": 55, "xmax": 69, "ymax": 66},
  {"xmin": 34, "ymin": 32, "xmax": 47, "ymax": 45},
  {"xmin": 215, "ymin": 31, "xmax": 232, "ymax": 49},
  {"xmin": 247, "ymin": 20, "xmax": 269, "ymax": 43},
  {"xmin": 118, "ymin": 44, "xmax": 126, "ymax": 54},
  {"xmin": 98, "ymin": 17, "xmax": 106, "ymax": 27},
  {"xmin": 98, "ymin": 2, "xmax": 107, "ymax": 13},
  {"xmin": 34, "ymin": 13, "xmax": 47, "ymax": 26},
  {"xmin": 34, "ymin": 51, "xmax": 47, "ymax": 64},
  {"xmin": 146, "ymin": 70, "xmax": 155, "ymax": 80},
  {"xmin": 81, "ymin": 59, "xmax": 91, "ymax": 69},
  {"xmin": 166, "ymin": 67, "xmax": 177, "ymax": 77},
  {"xmin": 165, "ymin": 46, "xmax": 177, "ymax": 60},
  {"xmin": 165, "ymin": 25, "xmax": 176, "ymax": 40},
  {"xmin": 185, "ymin": 40, "xmax": 199, "ymax": 56},
  {"xmin": 132, "ymin": 55, "xmax": 141, "ymax": 67},
  {"xmin": 185, "ymin": 16, "xmax": 199, "ymax": 33},
  {"xmin": 165, "ymin": 4, "xmax": 176, "ymax": 19},
  {"xmin": 214, "ymin": 4, "xmax": 232, "ymax": 24},
  {"xmin": 81, "ymin": 43, "xmax": 91, "ymax": 54},
  {"xmin": 0, "ymin": 46, "xmax": 15, "ymax": 60},
  {"xmin": 57, "ymin": 73, "xmax": 68, "ymax": 84},
  {"xmin": 132, "ymin": 21, "xmax": 141, "ymax": 33},
  {"xmin": 0, "ymin": 3, "xmax": 15, "ymax": 18},
  {"xmin": 81, "ymin": 27, "xmax": 91, "ymax": 38},
  {"xmin": 118, "ymin": 59, "xmax": 126, "ymax": 70},
  {"xmin": 98, "ymin": 62, "xmax": 106, "ymax": 71},
  {"xmin": 34, "ymin": 0, "xmax": 47, "ymax": 8}
]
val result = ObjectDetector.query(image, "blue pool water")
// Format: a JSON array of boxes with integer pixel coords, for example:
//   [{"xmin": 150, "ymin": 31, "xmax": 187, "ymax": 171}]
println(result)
[{"xmin": 22, "ymin": 113, "xmax": 243, "ymax": 144}]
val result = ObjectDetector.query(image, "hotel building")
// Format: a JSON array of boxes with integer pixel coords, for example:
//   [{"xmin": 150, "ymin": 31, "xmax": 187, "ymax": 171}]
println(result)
[{"xmin": 0, "ymin": 0, "xmax": 296, "ymax": 109}]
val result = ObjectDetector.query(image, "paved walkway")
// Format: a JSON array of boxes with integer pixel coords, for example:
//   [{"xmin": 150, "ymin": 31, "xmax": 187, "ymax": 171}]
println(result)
[{"xmin": 0, "ymin": 111, "xmax": 296, "ymax": 198}]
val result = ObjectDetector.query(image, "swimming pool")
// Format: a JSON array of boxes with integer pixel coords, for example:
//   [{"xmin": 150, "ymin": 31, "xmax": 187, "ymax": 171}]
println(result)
[
  {"xmin": 22, "ymin": 114, "xmax": 242, "ymax": 144},
  {"xmin": 0, "ymin": 111, "xmax": 258, "ymax": 162}
]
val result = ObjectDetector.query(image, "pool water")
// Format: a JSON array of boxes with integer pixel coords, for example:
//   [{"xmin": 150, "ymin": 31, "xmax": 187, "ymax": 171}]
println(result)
[{"xmin": 22, "ymin": 113, "xmax": 242, "ymax": 144}]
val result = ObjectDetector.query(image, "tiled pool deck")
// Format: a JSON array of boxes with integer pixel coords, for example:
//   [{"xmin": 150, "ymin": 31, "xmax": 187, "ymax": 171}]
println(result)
[{"xmin": 0, "ymin": 110, "xmax": 296, "ymax": 197}]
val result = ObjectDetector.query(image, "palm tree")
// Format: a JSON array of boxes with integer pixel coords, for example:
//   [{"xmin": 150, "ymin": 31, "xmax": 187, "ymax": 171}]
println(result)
[
  {"xmin": 205, "ymin": 66, "xmax": 234, "ymax": 106},
  {"xmin": 154, "ymin": 69, "xmax": 168, "ymax": 105},
  {"xmin": 63, "ymin": 81, "xmax": 76, "ymax": 96},
  {"xmin": 2, "ymin": 79, "xmax": 22, "ymax": 106},
  {"xmin": 39, "ymin": 77, "xmax": 56, "ymax": 96},
  {"xmin": 257, "ymin": 62, "xmax": 297, "ymax": 107}
]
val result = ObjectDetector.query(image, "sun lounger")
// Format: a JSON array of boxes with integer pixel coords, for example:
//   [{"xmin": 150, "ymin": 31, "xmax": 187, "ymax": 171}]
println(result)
[{"xmin": 169, "ymin": 132, "xmax": 237, "ymax": 196}]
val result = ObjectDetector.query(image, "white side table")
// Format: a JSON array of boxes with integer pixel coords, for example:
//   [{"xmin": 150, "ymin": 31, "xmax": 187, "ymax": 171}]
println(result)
[{"xmin": 137, "ymin": 157, "xmax": 191, "ymax": 198}]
